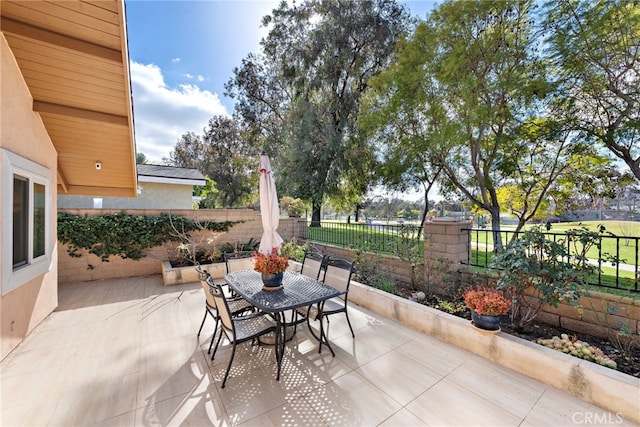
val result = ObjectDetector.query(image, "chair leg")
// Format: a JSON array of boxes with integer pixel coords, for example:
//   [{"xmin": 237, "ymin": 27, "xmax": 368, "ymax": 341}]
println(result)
[
  {"xmin": 318, "ymin": 315, "xmax": 336, "ymax": 357},
  {"xmin": 344, "ymin": 310, "xmax": 355, "ymax": 337},
  {"xmin": 318, "ymin": 315, "xmax": 325, "ymax": 354},
  {"xmin": 211, "ymin": 328, "xmax": 225, "ymax": 361},
  {"xmin": 208, "ymin": 317, "xmax": 220, "ymax": 354},
  {"xmin": 221, "ymin": 344, "xmax": 237, "ymax": 389},
  {"xmin": 197, "ymin": 307, "xmax": 208, "ymax": 337},
  {"xmin": 292, "ymin": 310, "xmax": 299, "ymax": 335}
]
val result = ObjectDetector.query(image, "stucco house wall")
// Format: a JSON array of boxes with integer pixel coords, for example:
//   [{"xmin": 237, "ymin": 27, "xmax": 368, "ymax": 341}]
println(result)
[
  {"xmin": 0, "ymin": 35, "xmax": 59, "ymax": 360},
  {"xmin": 58, "ymin": 181, "xmax": 195, "ymax": 209},
  {"xmin": 58, "ymin": 164, "xmax": 204, "ymax": 210}
]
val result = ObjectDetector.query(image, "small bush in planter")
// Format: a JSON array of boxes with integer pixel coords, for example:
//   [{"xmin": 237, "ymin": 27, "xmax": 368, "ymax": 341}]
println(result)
[
  {"xmin": 536, "ymin": 334, "xmax": 617, "ymax": 369},
  {"xmin": 280, "ymin": 239, "xmax": 308, "ymax": 262}
]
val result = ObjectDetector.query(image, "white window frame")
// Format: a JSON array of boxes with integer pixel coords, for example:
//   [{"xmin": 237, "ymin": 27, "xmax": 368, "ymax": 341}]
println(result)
[{"xmin": 2, "ymin": 149, "xmax": 53, "ymax": 295}]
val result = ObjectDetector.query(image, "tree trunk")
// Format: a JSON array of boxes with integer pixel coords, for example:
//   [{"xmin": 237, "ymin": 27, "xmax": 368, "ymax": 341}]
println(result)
[
  {"xmin": 311, "ymin": 200, "xmax": 322, "ymax": 227},
  {"xmin": 418, "ymin": 188, "xmax": 430, "ymax": 240},
  {"xmin": 489, "ymin": 206, "xmax": 502, "ymax": 249}
]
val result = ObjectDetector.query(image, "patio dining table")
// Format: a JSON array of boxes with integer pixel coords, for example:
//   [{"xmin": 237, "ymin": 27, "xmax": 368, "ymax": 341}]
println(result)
[{"xmin": 224, "ymin": 269, "xmax": 341, "ymax": 380}]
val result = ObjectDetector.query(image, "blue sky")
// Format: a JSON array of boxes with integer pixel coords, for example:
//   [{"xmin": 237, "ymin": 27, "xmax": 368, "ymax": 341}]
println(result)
[{"xmin": 125, "ymin": 0, "xmax": 438, "ymax": 162}]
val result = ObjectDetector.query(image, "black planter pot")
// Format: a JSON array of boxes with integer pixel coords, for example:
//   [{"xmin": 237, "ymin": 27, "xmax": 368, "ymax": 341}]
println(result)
[
  {"xmin": 471, "ymin": 310, "xmax": 501, "ymax": 331},
  {"xmin": 261, "ymin": 272, "xmax": 284, "ymax": 291}
]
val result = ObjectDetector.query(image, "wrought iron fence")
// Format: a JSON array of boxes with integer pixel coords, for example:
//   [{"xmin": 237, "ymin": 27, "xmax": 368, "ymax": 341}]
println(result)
[
  {"xmin": 304, "ymin": 221, "xmax": 639, "ymax": 293},
  {"xmin": 306, "ymin": 221, "xmax": 422, "ymax": 255},
  {"xmin": 464, "ymin": 228, "xmax": 639, "ymax": 293}
]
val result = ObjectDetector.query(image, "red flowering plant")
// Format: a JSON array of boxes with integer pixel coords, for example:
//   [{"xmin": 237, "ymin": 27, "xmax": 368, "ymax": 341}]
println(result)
[
  {"xmin": 463, "ymin": 286, "xmax": 510, "ymax": 316},
  {"xmin": 253, "ymin": 248, "xmax": 289, "ymax": 274}
]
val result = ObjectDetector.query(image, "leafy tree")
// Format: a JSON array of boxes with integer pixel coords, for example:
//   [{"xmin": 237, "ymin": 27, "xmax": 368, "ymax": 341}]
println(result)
[
  {"xmin": 166, "ymin": 131, "xmax": 206, "ymax": 170},
  {"xmin": 280, "ymin": 196, "xmax": 308, "ymax": 217},
  {"xmin": 495, "ymin": 118, "xmax": 607, "ymax": 234},
  {"xmin": 544, "ymin": 0, "xmax": 640, "ymax": 180},
  {"xmin": 136, "ymin": 153, "xmax": 148, "ymax": 164},
  {"xmin": 167, "ymin": 117, "xmax": 257, "ymax": 208},
  {"xmin": 497, "ymin": 184, "xmax": 549, "ymax": 223},
  {"xmin": 360, "ymin": 29, "xmax": 445, "ymax": 233},
  {"xmin": 201, "ymin": 116, "xmax": 257, "ymax": 207},
  {"xmin": 366, "ymin": 0, "xmax": 548, "ymax": 247},
  {"xmin": 432, "ymin": 0, "xmax": 551, "ymax": 247},
  {"xmin": 195, "ymin": 177, "xmax": 219, "ymax": 209},
  {"xmin": 226, "ymin": 0, "xmax": 411, "ymax": 226}
]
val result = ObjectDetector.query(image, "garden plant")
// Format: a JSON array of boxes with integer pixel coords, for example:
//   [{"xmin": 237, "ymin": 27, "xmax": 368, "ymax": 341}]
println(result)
[{"xmin": 491, "ymin": 225, "xmax": 619, "ymax": 332}]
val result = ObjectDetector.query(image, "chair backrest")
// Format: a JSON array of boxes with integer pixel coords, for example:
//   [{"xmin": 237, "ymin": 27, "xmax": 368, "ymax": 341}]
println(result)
[
  {"xmin": 225, "ymin": 252, "xmax": 255, "ymax": 273},
  {"xmin": 323, "ymin": 258, "xmax": 355, "ymax": 298},
  {"xmin": 300, "ymin": 252, "xmax": 326, "ymax": 281},
  {"xmin": 196, "ymin": 264, "xmax": 216, "ymax": 308},
  {"xmin": 207, "ymin": 278, "xmax": 234, "ymax": 332}
]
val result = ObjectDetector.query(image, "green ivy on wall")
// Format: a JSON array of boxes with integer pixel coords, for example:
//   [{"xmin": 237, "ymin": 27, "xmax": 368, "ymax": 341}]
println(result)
[{"xmin": 57, "ymin": 212, "xmax": 239, "ymax": 266}]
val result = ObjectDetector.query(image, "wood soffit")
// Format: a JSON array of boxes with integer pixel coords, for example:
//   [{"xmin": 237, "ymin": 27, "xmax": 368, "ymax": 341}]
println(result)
[{"xmin": 1, "ymin": 0, "xmax": 137, "ymax": 197}]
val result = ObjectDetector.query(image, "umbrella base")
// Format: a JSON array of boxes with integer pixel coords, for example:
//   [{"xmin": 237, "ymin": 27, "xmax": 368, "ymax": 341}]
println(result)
[{"xmin": 262, "ymin": 285, "xmax": 283, "ymax": 292}]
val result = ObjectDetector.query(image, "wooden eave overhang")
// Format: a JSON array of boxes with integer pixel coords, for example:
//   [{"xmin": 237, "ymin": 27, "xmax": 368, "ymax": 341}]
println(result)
[{"xmin": 1, "ymin": 0, "xmax": 137, "ymax": 197}]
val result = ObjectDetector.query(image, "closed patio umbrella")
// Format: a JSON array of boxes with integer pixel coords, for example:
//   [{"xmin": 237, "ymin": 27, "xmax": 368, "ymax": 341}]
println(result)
[{"xmin": 258, "ymin": 153, "xmax": 283, "ymax": 254}]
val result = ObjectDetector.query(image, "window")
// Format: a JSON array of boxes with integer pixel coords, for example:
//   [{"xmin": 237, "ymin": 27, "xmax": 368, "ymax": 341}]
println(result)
[{"xmin": 2, "ymin": 150, "xmax": 52, "ymax": 295}]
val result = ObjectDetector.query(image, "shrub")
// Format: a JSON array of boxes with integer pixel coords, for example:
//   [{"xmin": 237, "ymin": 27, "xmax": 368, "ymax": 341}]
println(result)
[
  {"xmin": 370, "ymin": 274, "xmax": 396, "ymax": 294},
  {"xmin": 280, "ymin": 239, "xmax": 308, "ymax": 262},
  {"xmin": 491, "ymin": 225, "xmax": 619, "ymax": 331}
]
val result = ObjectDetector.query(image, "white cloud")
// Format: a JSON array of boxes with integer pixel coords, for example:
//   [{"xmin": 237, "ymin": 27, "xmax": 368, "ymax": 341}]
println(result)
[
  {"xmin": 183, "ymin": 73, "xmax": 206, "ymax": 82},
  {"xmin": 171, "ymin": 57, "xmax": 181, "ymax": 63},
  {"xmin": 129, "ymin": 61, "xmax": 228, "ymax": 162}
]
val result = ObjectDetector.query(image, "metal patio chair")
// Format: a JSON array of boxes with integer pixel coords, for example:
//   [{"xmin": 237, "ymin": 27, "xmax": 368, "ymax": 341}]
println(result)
[
  {"xmin": 294, "ymin": 252, "xmax": 329, "ymax": 330},
  {"xmin": 300, "ymin": 251, "xmax": 328, "ymax": 281},
  {"xmin": 315, "ymin": 258, "xmax": 356, "ymax": 343},
  {"xmin": 224, "ymin": 251, "xmax": 255, "ymax": 273},
  {"xmin": 195, "ymin": 264, "xmax": 254, "ymax": 354},
  {"xmin": 209, "ymin": 282, "xmax": 277, "ymax": 388}
]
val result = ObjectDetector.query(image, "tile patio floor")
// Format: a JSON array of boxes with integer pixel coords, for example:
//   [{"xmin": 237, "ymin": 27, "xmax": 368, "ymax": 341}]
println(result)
[{"xmin": 1, "ymin": 275, "xmax": 635, "ymax": 426}]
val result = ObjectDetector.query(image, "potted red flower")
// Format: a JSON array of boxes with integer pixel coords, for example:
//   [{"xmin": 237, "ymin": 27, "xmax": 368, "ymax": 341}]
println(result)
[
  {"xmin": 253, "ymin": 248, "xmax": 289, "ymax": 290},
  {"xmin": 463, "ymin": 286, "xmax": 510, "ymax": 331}
]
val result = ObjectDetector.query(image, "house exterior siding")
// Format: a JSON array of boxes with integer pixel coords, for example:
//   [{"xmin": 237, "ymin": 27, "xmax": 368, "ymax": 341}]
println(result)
[{"xmin": 0, "ymin": 34, "xmax": 59, "ymax": 360}]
